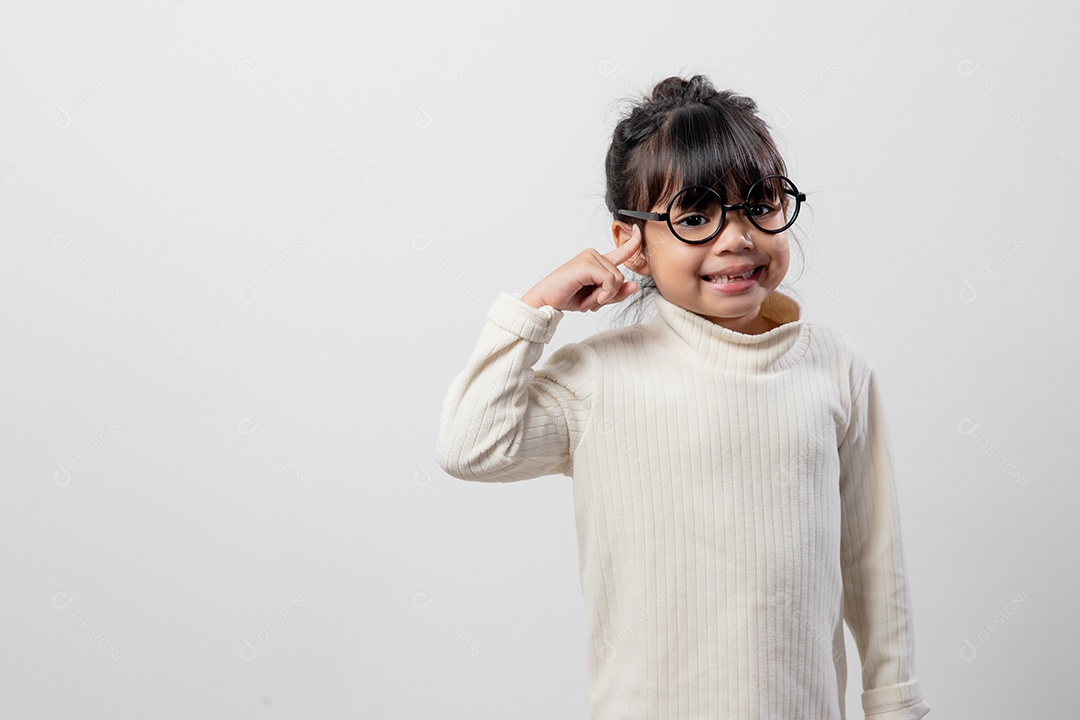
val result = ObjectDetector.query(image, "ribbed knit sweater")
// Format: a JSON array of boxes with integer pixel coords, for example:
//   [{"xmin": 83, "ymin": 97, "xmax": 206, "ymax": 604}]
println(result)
[{"xmin": 435, "ymin": 288, "xmax": 930, "ymax": 720}]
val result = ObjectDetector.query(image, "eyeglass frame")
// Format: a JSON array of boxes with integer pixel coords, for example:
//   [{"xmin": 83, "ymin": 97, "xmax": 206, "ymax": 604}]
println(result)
[{"xmin": 616, "ymin": 173, "xmax": 806, "ymax": 245}]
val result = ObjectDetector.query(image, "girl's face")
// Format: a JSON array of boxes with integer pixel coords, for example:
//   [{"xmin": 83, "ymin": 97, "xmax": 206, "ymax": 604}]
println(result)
[{"xmin": 613, "ymin": 189, "xmax": 791, "ymax": 335}]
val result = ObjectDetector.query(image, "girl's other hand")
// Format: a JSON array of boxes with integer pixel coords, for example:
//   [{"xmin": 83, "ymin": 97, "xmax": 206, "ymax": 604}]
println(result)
[{"xmin": 521, "ymin": 225, "xmax": 643, "ymax": 312}]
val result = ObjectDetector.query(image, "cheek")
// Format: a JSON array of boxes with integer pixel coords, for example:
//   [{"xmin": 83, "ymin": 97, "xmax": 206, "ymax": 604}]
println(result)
[
  {"xmin": 768, "ymin": 233, "xmax": 790, "ymax": 251},
  {"xmin": 762, "ymin": 235, "xmax": 791, "ymax": 278}
]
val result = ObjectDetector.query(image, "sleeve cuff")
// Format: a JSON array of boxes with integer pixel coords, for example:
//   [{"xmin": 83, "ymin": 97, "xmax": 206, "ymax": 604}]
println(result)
[
  {"xmin": 486, "ymin": 291, "xmax": 564, "ymax": 344},
  {"xmin": 862, "ymin": 679, "xmax": 930, "ymax": 719}
]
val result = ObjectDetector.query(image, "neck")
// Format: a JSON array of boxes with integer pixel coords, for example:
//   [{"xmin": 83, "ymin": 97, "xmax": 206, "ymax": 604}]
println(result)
[
  {"xmin": 645, "ymin": 289, "xmax": 808, "ymax": 374},
  {"xmin": 700, "ymin": 309, "xmax": 782, "ymax": 335}
]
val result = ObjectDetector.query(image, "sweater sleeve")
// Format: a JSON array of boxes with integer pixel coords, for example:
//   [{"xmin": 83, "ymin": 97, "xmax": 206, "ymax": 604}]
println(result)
[
  {"xmin": 838, "ymin": 366, "xmax": 931, "ymax": 720},
  {"xmin": 435, "ymin": 291, "xmax": 595, "ymax": 482}
]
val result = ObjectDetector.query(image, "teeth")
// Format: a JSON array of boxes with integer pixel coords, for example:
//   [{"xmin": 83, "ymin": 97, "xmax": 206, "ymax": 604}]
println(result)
[{"xmin": 705, "ymin": 267, "xmax": 757, "ymax": 282}]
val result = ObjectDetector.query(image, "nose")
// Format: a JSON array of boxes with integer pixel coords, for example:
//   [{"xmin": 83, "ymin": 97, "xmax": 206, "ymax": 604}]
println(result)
[{"xmin": 709, "ymin": 209, "xmax": 755, "ymax": 253}]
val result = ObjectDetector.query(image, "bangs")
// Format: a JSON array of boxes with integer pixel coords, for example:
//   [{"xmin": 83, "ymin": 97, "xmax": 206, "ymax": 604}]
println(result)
[{"xmin": 628, "ymin": 103, "xmax": 786, "ymax": 211}]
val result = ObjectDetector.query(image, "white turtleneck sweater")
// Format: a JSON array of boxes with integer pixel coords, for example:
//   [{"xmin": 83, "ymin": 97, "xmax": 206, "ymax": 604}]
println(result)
[{"xmin": 435, "ymin": 288, "xmax": 930, "ymax": 720}]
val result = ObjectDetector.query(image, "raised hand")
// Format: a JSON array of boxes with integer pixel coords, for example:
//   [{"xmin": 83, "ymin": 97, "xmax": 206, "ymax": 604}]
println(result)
[{"xmin": 520, "ymin": 225, "xmax": 644, "ymax": 312}]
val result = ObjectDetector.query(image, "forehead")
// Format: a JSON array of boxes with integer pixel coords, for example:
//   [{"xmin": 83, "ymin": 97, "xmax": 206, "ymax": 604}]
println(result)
[
  {"xmin": 659, "ymin": 175, "xmax": 787, "ymax": 211},
  {"xmin": 642, "ymin": 107, "xmax": 785, "ymax": 208}
]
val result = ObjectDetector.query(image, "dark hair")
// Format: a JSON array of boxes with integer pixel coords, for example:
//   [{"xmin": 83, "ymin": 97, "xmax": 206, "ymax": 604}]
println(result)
[{"xmin": 602, "ymin": 75, "xmax": 805, "ymax": 328}]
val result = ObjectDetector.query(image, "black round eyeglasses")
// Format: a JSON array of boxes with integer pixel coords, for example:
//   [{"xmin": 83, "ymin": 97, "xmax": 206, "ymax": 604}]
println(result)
[{"xmin": 617, "ymin": 174, "xmax": 806, "ymax": 244}]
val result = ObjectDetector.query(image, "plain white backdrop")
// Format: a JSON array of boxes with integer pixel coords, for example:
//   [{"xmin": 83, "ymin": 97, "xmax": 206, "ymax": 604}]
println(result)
[{"xmin": 2, "ymin": 0, "xmax": 1076, "ymax": 717}]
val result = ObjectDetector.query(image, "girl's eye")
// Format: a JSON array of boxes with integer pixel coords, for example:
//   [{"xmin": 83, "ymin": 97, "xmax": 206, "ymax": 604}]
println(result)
[
  {"xmin": 674, "ymin": 213, "xmax": 713, "ymax": 228},
  {"xmin": 748, "ymin": 203, "xmax": 777, "ymax": 217}
]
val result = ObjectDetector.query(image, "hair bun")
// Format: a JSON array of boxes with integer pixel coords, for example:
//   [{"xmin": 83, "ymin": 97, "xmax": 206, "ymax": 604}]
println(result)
[{"xmin": 649, "ymin": 75, "xmax": 717, "ymax": 103}]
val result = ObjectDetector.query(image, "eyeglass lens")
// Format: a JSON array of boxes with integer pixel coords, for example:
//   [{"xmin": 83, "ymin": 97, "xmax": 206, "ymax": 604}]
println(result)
[{"xmin": 667, "ymin": 176, "xmax": 800, "ymax": 243}]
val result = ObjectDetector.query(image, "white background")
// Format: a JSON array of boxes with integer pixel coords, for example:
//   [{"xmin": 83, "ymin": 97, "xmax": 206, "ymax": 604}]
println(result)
[{"xmin": 2, "ymin": 0, "xmax": 1076, "ymax": 717}]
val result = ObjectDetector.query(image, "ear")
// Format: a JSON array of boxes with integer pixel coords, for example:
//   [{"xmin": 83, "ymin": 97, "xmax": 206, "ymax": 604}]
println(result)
[{"xmin": 611, "ymin": 220, "xmax": 651, "ymax": 275}]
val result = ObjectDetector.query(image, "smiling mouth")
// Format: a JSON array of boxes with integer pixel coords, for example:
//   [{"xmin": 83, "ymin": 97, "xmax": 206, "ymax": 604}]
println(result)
[{"xmin": 701, "ymin": 266, "xmax": 764, "ymax": 283}]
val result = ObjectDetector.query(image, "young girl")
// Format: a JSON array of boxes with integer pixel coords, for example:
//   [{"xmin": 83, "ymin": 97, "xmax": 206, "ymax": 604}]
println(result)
[{"xmin": 436, "ymin": 75, "xmax": 930, "ymax": 720}]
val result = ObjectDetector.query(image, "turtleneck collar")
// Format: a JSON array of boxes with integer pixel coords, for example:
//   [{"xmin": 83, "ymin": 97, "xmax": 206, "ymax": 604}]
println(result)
[{"xmin": 644, "ymin": 289, "xmax": 811, "ymax": 375}]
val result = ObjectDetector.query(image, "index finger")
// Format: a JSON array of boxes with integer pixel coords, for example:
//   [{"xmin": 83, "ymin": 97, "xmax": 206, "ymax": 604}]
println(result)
[{"xmin": 604, "ymin": 223, "xmax": 643, "ymax": 267}]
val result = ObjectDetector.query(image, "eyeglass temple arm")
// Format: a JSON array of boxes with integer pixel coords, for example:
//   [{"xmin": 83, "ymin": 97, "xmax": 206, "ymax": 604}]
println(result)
[{"xmin": 617, "ymin": 209, "xmax": 666, "ymax": 221}]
